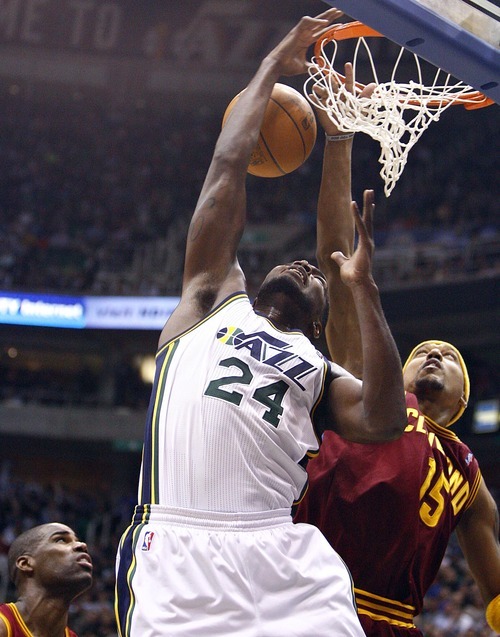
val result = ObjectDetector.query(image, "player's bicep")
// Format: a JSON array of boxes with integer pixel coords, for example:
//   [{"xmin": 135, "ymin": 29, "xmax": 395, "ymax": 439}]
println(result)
[
  {"xmin": 183, "ymin": 163, "xmax": 246, "ymax": 288},
  {"xmin": 326, "ymin": 375, "xmax": 366, "ymax": 441}
]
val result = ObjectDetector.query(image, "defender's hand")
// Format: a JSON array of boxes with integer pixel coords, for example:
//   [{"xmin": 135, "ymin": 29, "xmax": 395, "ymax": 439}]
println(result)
[{"xmin": 331, "ymin": 189, "xmax": 375, "ymax": 287}]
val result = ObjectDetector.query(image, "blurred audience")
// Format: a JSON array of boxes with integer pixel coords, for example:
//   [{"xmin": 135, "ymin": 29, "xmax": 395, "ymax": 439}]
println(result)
[
  {"xmin": 415, "ymin": 517, "xmax": 500, "ymax": 636},
  {"xmin": 0, "ymin": 95, "xmax": 497, "ymax": 298}
]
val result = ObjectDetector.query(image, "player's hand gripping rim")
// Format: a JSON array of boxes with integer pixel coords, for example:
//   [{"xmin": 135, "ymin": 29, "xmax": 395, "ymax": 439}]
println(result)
[{"xmin": 268, "ymin": 8, "xmax": 344, "ymax": 77}]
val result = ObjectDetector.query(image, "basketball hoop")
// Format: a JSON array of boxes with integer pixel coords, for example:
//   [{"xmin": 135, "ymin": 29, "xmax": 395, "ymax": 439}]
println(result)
[{"xmin": 306, "ymin": 21, "xmax": 494, "ymax": 196}]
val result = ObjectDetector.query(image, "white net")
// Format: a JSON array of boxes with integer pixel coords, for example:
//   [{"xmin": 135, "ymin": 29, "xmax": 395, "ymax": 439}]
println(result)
[{"xmin": 305, "ymin": 31, "xmax": 490, "ymax": 196}]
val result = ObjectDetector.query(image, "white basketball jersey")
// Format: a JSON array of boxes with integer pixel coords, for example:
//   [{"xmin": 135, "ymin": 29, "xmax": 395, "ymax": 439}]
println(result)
[{"xmin": 138, "ymin": 292, "xmax": 331, "ymax": 512}]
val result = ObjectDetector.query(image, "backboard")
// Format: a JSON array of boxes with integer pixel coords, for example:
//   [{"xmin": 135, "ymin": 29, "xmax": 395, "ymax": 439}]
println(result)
[{"xmin": 322, "ymin": 0, "xmax": 500, "ymax": 104}]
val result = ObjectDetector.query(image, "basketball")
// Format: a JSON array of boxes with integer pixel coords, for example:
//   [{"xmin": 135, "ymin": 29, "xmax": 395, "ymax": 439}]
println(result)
[{"xmin": 222, "ymin": 83, "xmax": 317, "ymax": 178}]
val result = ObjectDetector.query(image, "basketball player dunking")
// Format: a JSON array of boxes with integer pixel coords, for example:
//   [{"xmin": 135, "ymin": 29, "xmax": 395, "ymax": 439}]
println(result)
[{"xmin": 115, "ymin": 9, "xmax": 408, "ymax": 636}]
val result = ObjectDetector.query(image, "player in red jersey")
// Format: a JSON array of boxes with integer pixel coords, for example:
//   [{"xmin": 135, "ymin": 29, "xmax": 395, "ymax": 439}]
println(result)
[
  {"xmin": 0, "ymin": 522, "xmax": 93, "ymax": 637},
  {"xmin": 294, "ymin": 64, "xmax": 500, "ymax": 635}
]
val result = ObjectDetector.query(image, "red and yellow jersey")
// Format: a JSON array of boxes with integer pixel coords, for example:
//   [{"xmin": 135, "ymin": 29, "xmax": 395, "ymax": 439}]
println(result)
[
  {"xmin": 294, "ymin": 392, "xmax": 481, "ymax": 633},
  {"xmin": 0, "ymin": 603, "xmax": 78, "ymax": 637}
]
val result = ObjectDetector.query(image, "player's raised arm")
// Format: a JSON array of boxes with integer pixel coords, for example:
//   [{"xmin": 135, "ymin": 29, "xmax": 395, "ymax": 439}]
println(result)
[
  {"xmin": 327, "ymin": 192, "xmax": 406, "ymax": 442},
  {"xmin": 160, "ymin": 9, "xmax": 343, "ymax": 344},
  {"xmin": 314, "ymin": 63, "xmax": 374, "ymax": 377},
  {"xmin": 456, "ymin": 479, "xmax": 500, "ymax": 633}
]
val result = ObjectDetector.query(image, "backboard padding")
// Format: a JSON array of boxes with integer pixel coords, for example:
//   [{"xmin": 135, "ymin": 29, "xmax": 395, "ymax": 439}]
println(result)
[{"xmin": 323, "ymin": 0, "xmax": 499, "ymax": 104}]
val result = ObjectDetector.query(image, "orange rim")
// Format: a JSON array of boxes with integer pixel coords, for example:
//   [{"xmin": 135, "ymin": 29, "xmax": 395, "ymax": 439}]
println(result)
[{"xmin": 314, "ymin": 21, "xmax": 493, "ymax": 109}]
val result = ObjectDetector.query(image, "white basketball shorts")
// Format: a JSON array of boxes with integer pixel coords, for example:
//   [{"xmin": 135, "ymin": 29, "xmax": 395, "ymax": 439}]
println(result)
[{"xmin": 115, "ymin": 505, "xmax": 365, "ymax": 637}]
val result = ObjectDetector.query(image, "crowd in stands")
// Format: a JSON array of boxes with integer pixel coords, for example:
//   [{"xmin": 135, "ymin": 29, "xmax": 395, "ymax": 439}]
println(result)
[
  {"xmin": 0, "ymin": 352, "xmax": 152, "ymax": 412},
  {"xmin": 0, "ymin": 93, "xmax": 497, "ymax": 298},
  {"xmin": 0, "ymin": 471, "xmax": 498, "ymax": 636},
  {"xmin": 415, "ymin": 527, "xmax": 500, "ymax": 636}
]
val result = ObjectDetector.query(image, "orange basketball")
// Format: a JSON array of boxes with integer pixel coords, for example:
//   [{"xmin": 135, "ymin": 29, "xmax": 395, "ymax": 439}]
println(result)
[{"xmin": 222, "ymin": 83, "xmax": 317, "ymax": 178}]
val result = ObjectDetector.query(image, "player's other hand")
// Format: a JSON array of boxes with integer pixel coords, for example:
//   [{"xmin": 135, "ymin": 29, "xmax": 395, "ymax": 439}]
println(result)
[
  {"xmin": 331, "ymin": 189, "xmax": 376, "ymax": 288},
  {"xmin": 311, "ymin": 63, "xmax": 377, "ymax": 136}
]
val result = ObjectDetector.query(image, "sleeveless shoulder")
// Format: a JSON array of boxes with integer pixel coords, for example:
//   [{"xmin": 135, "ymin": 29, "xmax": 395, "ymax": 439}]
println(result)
[
  {"xmin": 0, "ymin": 604, "xmax": 78, "ymax": 637},
  {"xmin": 0, "ymin": 604, "xmax": 27, "ymax": 636}
]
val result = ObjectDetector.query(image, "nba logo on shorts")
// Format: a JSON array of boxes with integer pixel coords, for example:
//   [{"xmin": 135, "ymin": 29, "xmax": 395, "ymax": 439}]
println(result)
[{"xmin": 142, "ymin": 531, "xmax": 155, "ymax": 551}]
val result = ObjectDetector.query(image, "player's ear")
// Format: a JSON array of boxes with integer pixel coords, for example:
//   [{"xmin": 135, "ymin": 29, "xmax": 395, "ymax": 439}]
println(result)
[
  {"xmin": 312, "ymin": 321, "xmax": 322, "ymax": 339},
  {"xmin": 16, "ymin": 555, "xmax": 35, "ymax": 575}
]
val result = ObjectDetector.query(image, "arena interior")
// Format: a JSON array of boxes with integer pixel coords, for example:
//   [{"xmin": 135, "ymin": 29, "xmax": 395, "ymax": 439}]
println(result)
[{"xmin": 0, "ymin": 1, "xmax": 498, "ymax": 635}]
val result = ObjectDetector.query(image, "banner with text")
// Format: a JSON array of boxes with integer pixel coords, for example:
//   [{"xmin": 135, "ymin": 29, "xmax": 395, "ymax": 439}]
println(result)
[{"xmin": 0, "ymin": 291, "xmax": 180, "ymax": 330}]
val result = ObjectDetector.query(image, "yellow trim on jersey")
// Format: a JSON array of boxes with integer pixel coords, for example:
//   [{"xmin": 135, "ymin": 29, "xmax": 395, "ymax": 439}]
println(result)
[
  {"xmin": 425, "ymin": 416, "xmax": 462, "ymax": 442},
  {"xmin": 426, "ymin": 415, "xmax": 482, "ymax": 512},
  {"xmin": 0, "ymin": 607, "xmax": 13, "ymax": 637},
  {"xmin": 257, "ymin": 312, "xmax": 307, "ymax": 336},
  {"xmin": 6, "ymin": 604, "xmax": 30, "ymax": 636},
  {"xmin": 357, "ymin": 608, "xmax": 416, "ymax": 628},
  {"xmin": 466, "ymin": 470, "xmax": 483, "ymax": 511},
  {"xmin": 0, "ymin": 604, "xmax": 74, "ymax": 637},
  {"xmin": 147, "ymin": 294, "xmax": 250, "ymax": 504},
  {"xmin": 150, "ymin": 342, "xmax": 178, "ymax": 503},
  {"xmin": 308, "ymin": 359, "xmax": 330, "ymax": 454},
  {"xmin": 115, "ymin": 520, "xmax": 147, "ymax": 637},
  {"xmin": 157, "ymin": 292, "xmax": 248, "ymax": 356},
  {"xmin": 293, "ymin": 484, "xmax": 308, "ymax": 507},
  {"xmin": 354, "ymin": 589, "xmax": 417, "ymax": 628},
  {"xmin": 292, "ymin": 358, "xmax": 330, "ymax": 507}
]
